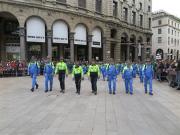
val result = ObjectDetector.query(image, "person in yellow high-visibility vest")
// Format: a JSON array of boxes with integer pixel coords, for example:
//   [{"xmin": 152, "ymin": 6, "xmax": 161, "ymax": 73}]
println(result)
[
  {"xmin": 87, "ymin": 61, "xmax": 100, "ymax": 95},
  {"xmin": 72, "ymin": 62, "xmax": 84, "ymax": 95},
  {"xmin": 55, "ymin": 58, "xmax": 68, "ymax": 93}
]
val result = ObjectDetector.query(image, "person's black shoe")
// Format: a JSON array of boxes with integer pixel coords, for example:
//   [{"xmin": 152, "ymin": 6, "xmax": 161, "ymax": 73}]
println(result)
[
  {"xmin": 145, "ymin": 91, "xmax": 148, "ymax": 94},
  {"xmin": 113, "ymin": 92, "xmax": 116, "ymax": 95},
  {"xmin": 31, "ymin": 88, "xmax": 34, "ymax": 92},
  {"xmin": 109, "ymin": 91, "xmax": 112, "ymax": 94},
  {"xmin": 94, "ymin": 92, "xmax": 97, "ymax": 95},
  {"xmin": 35, "ymin": 84, "xmax": 39, "ymax": 89},
  {"xmin": 130, "ymin": 92, "xmax": 133, "ymax": 95},
  {"xmin": 177, "ymin": 87, "xmax": 180, "ymax": 90},
  {"xmin": 62, "ymin": 90, "xmax": 65, "ymax": 93},
  {"xmin": 149, "ymin": 92, "xmax": 153, "ymax": 96},
  {"xmin": 45, "ymin": 90, "xmax": 48, "ymax": 93},
  {"xmin": 60, "ymin": 90, "xmax": 63, "ymax": 93},
  {"xmin": 49, "ymin": 89, "xmax": 52, "ymax": 92}
]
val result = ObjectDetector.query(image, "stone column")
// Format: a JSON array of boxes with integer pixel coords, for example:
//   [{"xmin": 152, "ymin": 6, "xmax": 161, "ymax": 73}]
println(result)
[
  {"xmin": 47, "ymin": 30, "xmax": 52, "ymax": 59},
  {"xmin": 102, "ymin": 37, "xmax": 106, "ymax": 62},
  {"xmin": 19, "ymin": 27, "xmax": 26, "ymax": 60},
  {"xmin": 126, "ymin": 44, "xmax": 130, "ymax": 61},
  {"xmin": 114, "ymin": 42, "xmax": 121, "ymax": 62},
  {"xmin": 135, "ymin": 43, "xmax": 138, "ymax": 62},
  {"xmin": 141, "ymin": 45, "xmax": 145, "ymax": 62},
  {"xmin": 69, "ymin": 32, "xmax": 75, "ymax": 62},
  {"xmin": 88, "ymin": 35, "xmax": 93, "ymax": 62},
  {"xmin": 105, "ymin": 40, "xmax": 111, "ymax": 61}
]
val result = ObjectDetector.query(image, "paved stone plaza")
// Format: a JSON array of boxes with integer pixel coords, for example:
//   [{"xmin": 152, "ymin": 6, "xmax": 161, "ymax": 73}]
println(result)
[{"xmin": 0, "ymin": 76, "xmax": 180, "ymax": 135}]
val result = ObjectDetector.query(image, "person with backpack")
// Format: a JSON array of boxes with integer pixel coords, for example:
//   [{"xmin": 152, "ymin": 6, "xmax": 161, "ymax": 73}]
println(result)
[
  {"xmin": 28, "ymin": 56, "xmax": 40, "ymax": 92},
  {"xmin": 44, "ymin": 56, "xmax": 55, "ymax": 93},
  {"xmin": 144, "ymin": 59, "xmax": 154, "ymax": 95}
]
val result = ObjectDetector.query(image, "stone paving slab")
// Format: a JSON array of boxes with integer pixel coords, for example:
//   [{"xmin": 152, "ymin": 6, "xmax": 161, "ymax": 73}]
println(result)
[{"xmin": 0, "ymin": 76, "xmax": 180, "ymax": 135}]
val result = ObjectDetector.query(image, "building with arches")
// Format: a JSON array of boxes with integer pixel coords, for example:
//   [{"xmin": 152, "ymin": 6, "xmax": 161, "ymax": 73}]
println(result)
[
  {"xmin": 0, "ymin": 0, "xmax": 152, "ymax": 62},
  {"xmin": 152, "ymin": 11, "xmax": 180, "ymax": 60}
]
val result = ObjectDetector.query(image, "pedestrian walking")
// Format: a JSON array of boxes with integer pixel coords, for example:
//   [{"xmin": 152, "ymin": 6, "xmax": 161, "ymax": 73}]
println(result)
[
  {"xmin": 122, "ymin": 62, "xmax": 134, "ymax": 95},
  {"xmin": 88, "ymin": 61, "xmax": 100, "ymax": 95},
  {"xmin": 72, "ymin": 62, "xmax": 84, "ymax": 95},
  {"xmin": 55, "ymin": 58, "xmax": 68, "ymax": 93},
  {"xmin": 28, "ymin": 56, "xmax": 40, "ymax": 92},
  {"xmin": 144, "ymin": 59, "xmax": 154, "ymax": 95},
  {"xmin": 106, "ymin": 61, "xmax": 118, "ymax": 95},
  {"xmin": 44, "ymin": 56, "xmax": 55, "ymax": 93}
]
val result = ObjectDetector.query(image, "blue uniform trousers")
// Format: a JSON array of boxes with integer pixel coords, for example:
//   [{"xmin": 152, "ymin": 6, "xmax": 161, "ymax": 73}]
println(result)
[
  {"xmin": 45, "ymin": 74, "xmax": 53, "ymax": 91},
  {"xmin": 140, "ymin": 74, "xmax": 144, "ymax": 83},
  {"xmin": 124, "ymin": 79, "xmax": 133, "ymax": 93},
  {"xmin": 31, "ymin": 74, "xmax": 37, "ymax": 89},
  {"xmin": 144, "ymin": 77, "xmax": 153, "ymax": 93},
  {"xmin": 108, "ymin": 78, "xmax": 116, "ymax": 93}
]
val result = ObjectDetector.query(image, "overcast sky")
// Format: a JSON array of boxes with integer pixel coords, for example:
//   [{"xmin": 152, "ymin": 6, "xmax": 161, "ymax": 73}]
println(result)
[{"xmin": 152, "ymin": 0, "xmax": 180, "ymax": 17}]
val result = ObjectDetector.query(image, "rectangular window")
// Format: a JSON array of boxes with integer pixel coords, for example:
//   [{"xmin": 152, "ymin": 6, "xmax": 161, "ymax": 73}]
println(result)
[
  {"xmin": 96, "ymin": 0, "xmax": 102, "ymax": 13},
  {"xmin": 123, "ymin": 8, "xmax": 128, "ymax": 21},
  {"xmin": 148, "ymin": 18, "xmax": 151, "ymax": 29},
  {"xmin": 113, "ymin": 1, "xmax": 118, "ymax": 17},
  {"xmin": 140, "ymin": 15, "xmax": 143, "ymax": 27},
  {"xmin": 148, "ymin": 6, "xmax": 151, "ymax": 12},
  {"xmin": 158, "ymin": 28, "xmax": 162, "ymax": 34},
  {"xmin": 158, "ymin": 20, "xmax": 162, "ymax": 25},
  {"xmin": 139, "ymin": 2, "xmax": 142, "ymax": 10},
  {"xmin": 168, "ymin": 28, "xmax": 170, "ymax": 34},
  {"xmin": 168, "ymin": 37, "xmax": 170, "ymax": 45},
  {"xmin": 158, "ymin": 37, "xmax": 162, "ymax": 43},
  {"xmin": 78, "ymin": 0, "xmax": 86, "ymax": 8},
  {"xmin": 132, "ymin": 11, "xmax": 136, "ymax": 25},
  {"xmin": 56, "ymin": 0, "xmax": 66, "ymax": 3}
]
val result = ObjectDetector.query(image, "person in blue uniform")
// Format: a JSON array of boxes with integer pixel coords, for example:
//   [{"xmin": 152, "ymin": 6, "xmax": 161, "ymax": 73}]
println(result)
[
  {"xmin": 100, "ymin": 63, "xmax": 107, "ymax": 81},
  {"xmin": 138, "ymin": 62, "xmax": 145, "ymax": 83},
  {"xmin": 132, "ymin": 62, "xmax": 138, "ymax": 78},
  {"xmin": 106, "ymin": 61, "xmax": 118, "ymax": 95},
  {"xmin": 28, "ymin": 56, "xmax": 40, "ymax": 92},
  {"xmin": 122, "ymin": 62, "xmax": 134, "ymax": 95},
  {"xmin": 44, "ymin": 56, "xmax": 55, "ymax": 93},
  {"xmin": 144, "ymin": 59, "xmax": 154, "ymax": 95}
]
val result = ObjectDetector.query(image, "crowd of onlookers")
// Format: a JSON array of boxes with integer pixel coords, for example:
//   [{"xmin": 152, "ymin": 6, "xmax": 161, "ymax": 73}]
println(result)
[
  {"xmin": 155, "ymin": 59, "xmax": 180, "ymax": 90},
  {"xmin": 0, "ymin": 60, "xmax": 28, "ymax": 77},
  {"xmin": 1, "ymin": 58, "xmax": 180, "ymax": 90}
]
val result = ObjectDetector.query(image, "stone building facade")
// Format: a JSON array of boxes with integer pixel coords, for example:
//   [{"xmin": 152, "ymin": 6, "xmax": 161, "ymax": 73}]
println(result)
[
  {"xmin": 0, "ymin": 0, "xmax": 152, "ymax": 62},
  {"xmin": 152, "ymin": 11, "xmax": 180, "ymax": 60}
]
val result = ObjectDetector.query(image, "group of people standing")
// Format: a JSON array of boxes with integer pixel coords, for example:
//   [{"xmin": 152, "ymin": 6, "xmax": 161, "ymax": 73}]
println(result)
[{"xmin": 28, "ymin": 56, "xmax": 154, "ymax": 96}]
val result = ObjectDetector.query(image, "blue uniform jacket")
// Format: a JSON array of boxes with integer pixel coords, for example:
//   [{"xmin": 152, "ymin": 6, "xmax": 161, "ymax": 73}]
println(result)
[
  {"xmin": 106, "ymin": 65, "xmax": 118, "ymax": 80},
  {"xmin": 28, "ymin": 62, "xmax": 40, "ymax": 75},
  {"xmin": 123, "ymin": 67, "xmax": 133, "ymax": 80},
  {"xmin": 138, "ymin": 65, "xmax": 144, "ymax": 76},
  {"xmin": 144, "ymin": 65, "xmax": 154, "ymax": 79},
  {"xmin": 44, "ymin": 62, "xmax": 54, "ymax": 75},
  {"xmin": 100, "ymin": 65, "xmax": 107, "ymax": 74}
]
